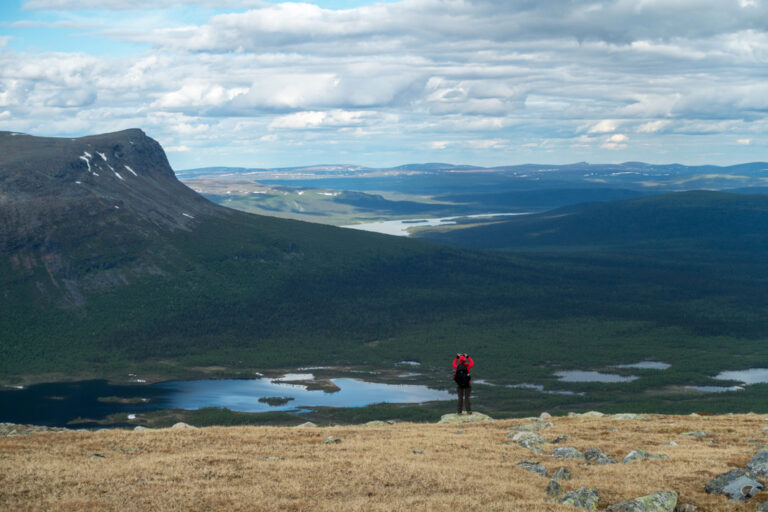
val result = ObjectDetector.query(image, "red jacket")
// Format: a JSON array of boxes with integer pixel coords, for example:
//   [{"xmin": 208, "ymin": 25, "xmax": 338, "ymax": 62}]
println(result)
[{"xmin": 453, "ymin": 356, "xmax": 474, "ymax": 375}]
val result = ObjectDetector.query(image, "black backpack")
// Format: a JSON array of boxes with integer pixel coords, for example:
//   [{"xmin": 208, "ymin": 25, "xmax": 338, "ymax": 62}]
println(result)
[{"xmin": 454, "ymin": 363, "xmax": 470, "ymax": 388}]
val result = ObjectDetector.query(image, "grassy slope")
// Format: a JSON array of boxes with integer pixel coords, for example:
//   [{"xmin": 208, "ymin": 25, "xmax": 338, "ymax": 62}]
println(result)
[{"xmin": 2, "ymin": 414, "xmax": 767, "ymax": 511}]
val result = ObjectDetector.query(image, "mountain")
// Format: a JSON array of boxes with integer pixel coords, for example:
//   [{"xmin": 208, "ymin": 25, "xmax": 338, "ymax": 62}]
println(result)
[{"xmin": 415, "ymin": 190, "xmax": 768, "ymax": 252}]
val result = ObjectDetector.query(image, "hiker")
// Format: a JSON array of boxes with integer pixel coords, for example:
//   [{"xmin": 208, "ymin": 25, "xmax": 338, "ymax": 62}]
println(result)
[{"xmin": 453, "ymin": 353, "xmax": 474, "ymax": 414}]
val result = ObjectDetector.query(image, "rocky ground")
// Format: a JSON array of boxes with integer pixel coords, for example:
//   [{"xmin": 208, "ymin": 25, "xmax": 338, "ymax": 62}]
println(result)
[{"xmin": 3, "ymin": 412, "xmax": 768, "ymax": 511}]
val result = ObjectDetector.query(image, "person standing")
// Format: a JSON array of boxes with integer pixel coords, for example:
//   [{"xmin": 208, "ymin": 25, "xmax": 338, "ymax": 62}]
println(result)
[{"xmin": 453, "ymin": 353, "xmax": 474, "ymax": 414}]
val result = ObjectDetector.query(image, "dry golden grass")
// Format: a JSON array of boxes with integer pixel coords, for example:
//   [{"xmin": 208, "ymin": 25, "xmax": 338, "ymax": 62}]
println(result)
[{"xmin": 2, "ymin": 414, "xmax": 768, "ymax": 511}]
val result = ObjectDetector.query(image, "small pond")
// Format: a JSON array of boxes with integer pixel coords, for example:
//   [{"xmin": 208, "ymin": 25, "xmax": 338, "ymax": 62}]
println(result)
[
  {"xmin": 0, "ymin": 376, "xmax": 453, "ymax": 427},
  {"xmin": 614, "ymin": 361, "xmax": 670, "ymax": 370},
  {"xmin": 713, "ymin": 368, "xmax": 768, "ymax": 385},
  {"xmin": 555, "ymin": 370, "xmax": 638, "ymax": 383}
]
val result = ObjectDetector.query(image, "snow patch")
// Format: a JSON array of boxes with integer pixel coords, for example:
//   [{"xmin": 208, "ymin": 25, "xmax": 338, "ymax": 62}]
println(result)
[
  {"xmin": 182, "ymin": 212, "xmax": 194, "ymax": 219},
  {"xmin": 114, "ymin": 172, "xmax": 125, "ymax": 181},
  {"xmin": 97, "ymin": 151, "xmax": 107, "ymax": 161},
  {"xmin": 83, "ymin": 151, "xmax": 92, "ymax": 158},
  {"xmin": 124, "ymin": 165, "xmax": 138, "ymax": 176},
  {"xmin": 128, "ymin": 414, "xmax": 136, "ymax": 420},
  {"xmin": 79, "ymin": 155, "xmax": 91, "ymax": 171},
  {"xmin": 75, "ymin": 181, "xmax": 82, "ymax": 184}
]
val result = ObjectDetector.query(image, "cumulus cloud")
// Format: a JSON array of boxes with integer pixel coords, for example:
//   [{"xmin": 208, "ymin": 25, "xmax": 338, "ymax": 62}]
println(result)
[
  {"xmin": 4, "ymin": 0, "xmax": 768, "ymax": 167},
  {"xmin": 737, "ymin": 138, "xmax": 752, "ymax": 144}
]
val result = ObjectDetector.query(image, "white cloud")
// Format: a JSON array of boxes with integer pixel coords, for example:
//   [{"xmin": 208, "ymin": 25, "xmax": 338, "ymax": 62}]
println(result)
[
  {"xmin": 165, "ymin": 145, "xmax": 190, "ymax": 152},
  {"xmin": 737, "ymin": 138, "xmax": 752, "ymax": 144},
  {"xmin": 269, "ymin": 110, "xmax": 391, "ymax": 130},
  {"xmin": 23, "ymin": 0, "xmax": 267, "ymax": 8},
  {"xmin": 636, "ymin": 120, "xmax": 670, "ymax": 133},
  {"xmin": 0, "ymin": 37, "xmax": 10, "ymax": 49},
  {"xmin": 607, "ymin": 133, "xmax": 628, "ymax": 143},
  {"xmin": 589, "ymin": 120, "xmax": 619, "ymax": 133},
  {"xmin": 153, "ymin": 83, "xmax": 248, "ymax": 110}
]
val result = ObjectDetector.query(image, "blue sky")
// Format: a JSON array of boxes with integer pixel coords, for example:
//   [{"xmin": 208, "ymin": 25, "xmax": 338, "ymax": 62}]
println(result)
[{"xmin": 1, "ymin": 0, "xmax": 767, "ymax": 169}]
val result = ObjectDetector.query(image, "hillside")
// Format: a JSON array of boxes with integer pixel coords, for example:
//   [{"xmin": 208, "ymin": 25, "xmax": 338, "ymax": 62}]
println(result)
[
  {"xmin": 2, "ymin": 413, "xmax": 768, "ymax": 511},
  {"xmin": 416, "ymin": 190, "xmax": 768, "ymax": 252}
]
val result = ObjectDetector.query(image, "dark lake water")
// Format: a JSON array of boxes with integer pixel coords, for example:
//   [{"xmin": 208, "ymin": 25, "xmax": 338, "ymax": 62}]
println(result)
[{"xmin": 0, "ymin": 378, "xmax": 453, "ymax": 427}]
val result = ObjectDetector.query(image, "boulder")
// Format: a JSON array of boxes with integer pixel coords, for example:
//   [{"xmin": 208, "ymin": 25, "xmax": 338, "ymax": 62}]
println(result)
[
  {"xmin": 546, "ymin": 479, "xmax": 562, "ymax": 498},
  {"xmin": 559, "ymin": 487, "xmax": 600, "ymax": 510},
  {"xmin": 705, "ymin": 468, "xmax": 764, "ymax": 502},
  {"xmin": 552, "ymin": 447, "xmax": 585, "ymax": 460},
  {"xmin": 511, "ymin": 431, "xmax": 548, "ymax": 451},
  {"xmin": 540, "ymin": 412, "xmax": 553, "ymax": 420},
  {"xmin": 552, "ymin": 467, "xmax": 572, "ymax": 481},
  {"xmin": 681, "ymin": 431, "xmax": 710, "ymax": 438},
  {"xmin": 438, "ymin": 412, "xmax": 492, "ymax": 424},
  {"xmin": 552, "ymin": 435, "xmax": 569, "ymax": 444},
  {"xmin": 323, "ymin": 436, "xmax": 341, "ymax": 444},
  {"xmin": 585, "ymin": 447, "xmax": 618, "ymax": 465},
  {"xmin": 674, "ymin": 504, "xmax": 696, "ymax": 512},
  {"xmin": 747, "ymin": 449, "xmax": 768, "ymax": 478},
  {"xmin": 364, "ymin": 420, "xmax": 388, "ymax": 427},
  {"xmin": 133, "ymin": 426, "xmax": 151, "ymax": 431},
  {"xmin": 516, "ymin": 460, "xmax": 548, "ymax": 477},
  {"xmin": 606, "ymin": 491, "xmax": 678, "ymax": 512},
  {"xmin": 623, "ymin": 450, "xmax": 668, "ymax": 464},
  {"xmin": 612, "ymin": 413, "xmax": 649, "ymax": 421},
  {"xmin": 757, "ymin": 502, "xmax": 768, "ymax": 512},
  {"xmin": 170, "ymin": 422, "xmax": 197, "ymax": 429},
  {"xmin": 581, "ymin": 411, "xmax": 605, "ymax": 418}
]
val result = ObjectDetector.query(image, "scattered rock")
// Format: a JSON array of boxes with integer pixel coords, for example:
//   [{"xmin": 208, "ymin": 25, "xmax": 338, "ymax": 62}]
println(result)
[
  {"xmin": 559, "ymin": 487, "xmax": 600, "ymax": 510},
  {"xmin": 364, "ymin": 420, "xmax": 388, "ymax": 427},
  {"xmin": 612, "ymin": 413, "xmax": 649, "ymax": 421},
  {"xmin": 438, "ymin": 412, "xmax": 492, "ymax": 424},
  {"xmin": 540, "ymin": 412, "xmax": 552, "ymax": 420},
  {"xmin": 623, "ymin": 450, "xmax": 668, "ymax": 464},
  {"xmin": 681, "ymin": 431, "xmax": 710, "ymax": 438},
  {"xmin": 552, "ymin": 447, "xmax": 585, "ymax": 460},
  {"xmin": 552, "ymin": 467, "xmax": 572, "ymax": 481},
  {"xmin": 580, "ymin": 411, "xmax": 605, "ymax": 418},
  {"xmin": 516, "ymin": 460, "xmax": 548, "ymax": 477},
  {"xmin": 412, "ymin": 450, "xmax": 424, "ymax": 455},
  {"xmin": 705, "ymin": 468, "xmax": 764, "ymax": 502},
  {"xmin": 88, "ymin": 453, "xmax": 106, "ymax": 459},
  {"xmin": 133, "ymin": 426, "xmax": 151, "ymax": 431},
  {"xmin": 747, "ymin": 449, "xmax": 768, "ymax": 478},
  {"xmin": 262, "ymin": 456, "xmax": 280, "ymax": 461},
  {"xmin": 667, "ymin": 441, "xmax": 678, "ymax": 446},
  {"xmin": 585, "ymin": 447, "xmax": 617, "ymax": 465},
  {"xmin": 606, "ymin": 490, "xmax": 678, "ymax": 512},
  {"xmin": 674, "ymin": 504, "xmax": 697, "ymax": 512},
  {"xmin": 546, "ymin": 479, "xmax": 562, "ymax": 498},
  {"xmin": 552, "ymin": 435, "xmax": 569, "ymax": 444},
  {"xmin": 295, "ymin": 422, "xmax": 317, "ymax": 428},
  {"xmin": 170, "ymin": 422, "xmax": 197, "ymax": 429},
  {"xmin": 323, "ymin": 436, "xmax": 341, "ymax": 444},
  {"xmin": 511, "ymin": 431, "xmax": 548, "ymax": 451},
  {"xmin": 689, "ymin": 413, "xmax": 700, "ymax": 417},
  {"xmin": 0, "ymin": 422, "xmax": 71, "ymax": 437}
]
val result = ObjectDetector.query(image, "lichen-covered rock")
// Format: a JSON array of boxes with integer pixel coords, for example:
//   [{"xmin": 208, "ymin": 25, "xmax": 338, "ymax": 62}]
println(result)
[
  {"xmin": 606, "ymin": 491, "xmax": 678, "ymax": 511},
  {"xmin": 323, "ymin": 436, "xmax": 341, "ymax": 444},
  {"xmin": 552, "ymin": 467, "xmax": 572, "ymax": 481},
  {"xmin": 580, "ymin": 411, "xmax": 605, "ymax": 418},
  {"xmin": 674, "ymin": 504, "xmax": 696, "ymax": 512},
  {"xmin": 552, "ymin": 447, "xmax": 585, "ymax": 460},
  {"xmin": 511, "ymin": 431, "xmax": 548, "ymax": 451},
  {"xmin": 585, "ymin": 447, "xmax": 617, "ymax": 465},
  {"xmin": 757, "ymin": 501, "xmax": 768, "ymax": 512},
  {"xmin": 552, "ymin": 435, "xmax": 569, "ymax": 444},
  {"xmin": 705, "ymin": 468, "xmax": 764, "ymax": 502},
  {"xmin": 559, "ymin": 487, "xmax": 600, "ymax": 510},
  {"xmin": 612, "ymin": 413, "xmax": 649, "ymax": 421},
  {"xmin": 516, "ymin": 460, "xmax": 548, "ymax": 477},
  {"xmin": 747, "ymin": 449, "xmax": 768, "ymax": 477},
  {"xmin": 540, "ymin": 412, "xmax": 552, "ymax": 420},
  {"xmin": 623, "ymin": 450, "xmax": 668, "ymax": 464},
  {"xmin": 680, "ymin": 431, "xmax": 710, "ymax": 438},
  {"xmin": 438, "ymin": 412, "xmax": 492, "ymax": 424},
  {"xmin": 170, "ymin": 422, "xmax": 197, "ymax": 429},
  {"xmin": 295, "ymin": 421, "xmax": 317, "ymax": 428},
  {"xmin": 546, "ymin": 478, "xmax": 562, "ymax": 498}
]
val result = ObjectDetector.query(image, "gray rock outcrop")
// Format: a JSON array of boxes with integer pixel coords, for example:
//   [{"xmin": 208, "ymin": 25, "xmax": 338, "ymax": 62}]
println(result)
[
  {"xmin": 747, "ymin": 449, "xmax": 768, "ymax": 478},
  {"xmin": 559, "ymin": 487, "xmax": 600, "ymax": 510},
  {"xmin": 585, "ymin": 447, "xmax": 618, "ymax": 465},
  {"xmin": 516, "ymin": 460, "xmax": 548, "ymax": 477},
  {"xmin": 605, "ymin": 491, "xmax": 678, "ymax": 512},
  {"xmin": 552, "ymin": 447, "xmax": 585, "ymax": 460},
  {"xmin": 705, "ymin": 468, "xmax": 764, "ymax": 502}
]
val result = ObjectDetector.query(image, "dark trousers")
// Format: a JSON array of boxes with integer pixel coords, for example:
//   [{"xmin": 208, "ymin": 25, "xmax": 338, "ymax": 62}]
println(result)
[{"xmin": 457, "ymin": 384, "xmax": 471, "ymax": 413}]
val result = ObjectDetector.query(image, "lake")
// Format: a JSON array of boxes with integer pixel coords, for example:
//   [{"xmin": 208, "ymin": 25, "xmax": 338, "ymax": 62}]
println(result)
[
  {"xmin": 343, "ymin": 212, "xmax": 530, "ymax": 237},
  {"xmin": 554, "ymin": 370, "xmax": 639, "ymax": 383},
  {"xmin": 0, "ymin": 377, "xmax": 454, "ymax": 427}
]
